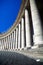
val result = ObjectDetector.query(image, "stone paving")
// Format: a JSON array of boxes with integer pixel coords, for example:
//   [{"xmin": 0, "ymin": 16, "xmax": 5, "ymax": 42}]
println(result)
[{"xmin": 0, "ymin": 51, "xmax": 41, "ymax": 65}]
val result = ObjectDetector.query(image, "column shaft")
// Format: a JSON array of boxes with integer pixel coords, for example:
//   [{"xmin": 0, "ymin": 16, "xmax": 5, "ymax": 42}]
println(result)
[
  {"xmin": 30, "ymin": 0, "xmax": 43, "ymax": 47},
  {"xmin": 21, "ymin": 18, "xmax": 24, "ymax": 49},
  {"xmin": 15, "ymin": 27, "xmax": 18, "ymax": 49},
  {"xmin": 10, "ymin": 35, "xmax": 12, "ymax": 50},
  {"xmin": 14, "ymin": 30, "xmax": 16, "ymax": 49},
  {"xmin": 25, "ymin": 9, "xmax": 31, "ymax": 48},
  {"xmin": 12, "ymin": 33, "xmax": 13, "ymax": 50},
  {"xmin": 8, "ymin": 36, "xmax": 9, "ymax": 50},
  {"xmin": 4, "ymin": 38, "xmax": 6, "ymax": 49},
  {"xmin": 18, "ymin": 23, "xmax": 21, "ymax": 49}
]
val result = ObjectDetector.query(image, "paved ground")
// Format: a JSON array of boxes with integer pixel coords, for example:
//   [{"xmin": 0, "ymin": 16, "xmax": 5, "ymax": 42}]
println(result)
[{"xmin": 0, "ymin": 51, "xmax": 42, "ymax": 65}]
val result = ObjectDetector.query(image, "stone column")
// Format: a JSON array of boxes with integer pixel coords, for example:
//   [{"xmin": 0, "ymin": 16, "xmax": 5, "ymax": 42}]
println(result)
[
  {"xmin": 21, "ymin": 18, "xmax": 24, "ymax": 49},
  {"xmin": 1, "ymin": 40, "xmax": 3, "ymax": 50},
  {"xmin": 0, "ymin": 40, "xmax": 1, "ymax": 50},
  {"xmin": 4, "ymin": 38, "xmax": 5, "ymax": 50},
  {"xmin": 0, "ymin": 40, "xmax": 1, "ymax": 44},
  {"xmin": 12, "ymin": 32, "xmax": 13, "ymax": 50},
  {"xmin": 13, "ymin": 32, "xmax": 14, "ymax": 50},
  {"xmin": 5, "ymin": 38, "xmax": 6, "ymax": 50},
  {"xmin": 5, "ymin": 38, "xmax": 7, "ymax": 49},
  {"xmin": 14, "ymin": 30, "xmax": 16, "ymax": 49},
  {"xmin": 25, "ymin": 9, "xmax": 31, "ymax": 49},
  {"xmin": 10, "ymin": 34, "xmax": 12, "ymax": 50},
  {"xmin": 9, "ymin": 35, "xmax": 10, "ymax": 50},
  {"xmin": 6, "ymin": 37, "xmax": 8, "ymax": 50},
  {"xmin": 15, "ymin": 27, "xmax": 18, "ymax": 50},
  {"xmin": 3, "ymin": 39, "xmax": 4, "ymax": 50},
  {"xmin": 9, "ymin": 35, "xmax": 11, "ymax": 50},
  {"xmin": 10, "ymin": 35, "xmax": 11, "ymax": 50},
  {"xmin": 18, "ymin": 23, "xmax": 21, "ymax": 50},
  {"xmin": 1, "ymin": 40, "xmax": 2, "ymax": 50},
  {"xmin": 0, "ymin": 39, "xmax": 1, "ymax": 45},
  {"xmin": 5, "ymin": 38, "xmax": 7, "ymax": 50},
  {"xmin": 8, "ymin": 36, "xmax": 9, "ymax": 50},
  {"xmin": 30, "ymin": 0, "xmax": 43, "ymax": 48},
  {"xmin": 12, "ymin": 32, "xmax": 14, "ymax": 50},
  {"xmin": 1, "ymin": 39, "xmax": 3, "ymax": 50}
]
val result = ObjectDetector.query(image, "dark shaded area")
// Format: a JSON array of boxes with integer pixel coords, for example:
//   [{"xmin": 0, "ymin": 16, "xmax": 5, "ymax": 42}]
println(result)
[
  {"xmin": 35, "ymin": 0, "xmax": 43, "ymax": 30},
  {"xmin": 24, "ymin": 17, "xmax": 26, "ymax": 47},
  {"xmin": 0, "ymin": 51, "xmax": 41, "ymax": 65}
]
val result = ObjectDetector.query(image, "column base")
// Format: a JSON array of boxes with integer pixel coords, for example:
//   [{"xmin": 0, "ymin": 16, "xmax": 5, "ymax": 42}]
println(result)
[
  {"xmin": 24, "ymin": 47, "xmax": 31, "ymax": 50},
  {"xmin": 8, "ymin": 49, "xmax": 11, "ymax": 51},
  {"xmin": 15, "ymin": 48, "xmax": 18, "ymax": 50},
  {"xmin": 31, "ymin": 44, "xmax": 43, "ymax": 49},
  {"xmin": 20, "ymin": 48, "xmax": 24, "ymax": 50},
  {"xmin": 38, "ymin": 44, "xmax": 43, "ymax": 48},
  {"xmin": 18, "ymin": 48, "xmax": 20, "ymax": 50},
  {"xmin": 31, "ymin": 46, "xmax": 38, "ymax": 49},
  {"xmin": 13, "ymin": 49, "xmax": 15, "ymax": 51}
]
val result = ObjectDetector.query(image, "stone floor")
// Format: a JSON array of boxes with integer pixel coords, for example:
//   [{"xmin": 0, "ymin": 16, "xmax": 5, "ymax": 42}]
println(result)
[{"xmin": 0, "ymin": 51, "xmax": 42, "ymax": 65}]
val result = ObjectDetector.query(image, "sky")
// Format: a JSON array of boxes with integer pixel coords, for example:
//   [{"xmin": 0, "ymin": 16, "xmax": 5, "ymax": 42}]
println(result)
[{"xmin": 0, "ymin": 0, "xmax": 22, "ymax": 33}]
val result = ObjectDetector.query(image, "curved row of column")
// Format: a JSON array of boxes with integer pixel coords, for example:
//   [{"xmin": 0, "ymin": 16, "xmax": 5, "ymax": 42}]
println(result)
[{"xmin": 0, "ymin": 0, "xmax": 43, "ymax": 51}]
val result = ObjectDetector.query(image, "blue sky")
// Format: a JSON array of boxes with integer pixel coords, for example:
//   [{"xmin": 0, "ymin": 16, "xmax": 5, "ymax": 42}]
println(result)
[{"xmin": 0, "ymin": 0, "xmax": 22, "ymax": 33}]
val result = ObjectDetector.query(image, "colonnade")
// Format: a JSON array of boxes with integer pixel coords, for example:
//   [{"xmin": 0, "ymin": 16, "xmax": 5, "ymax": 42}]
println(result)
[{"xmin": 0, "ymin": 0, "xmax": 43, "ymax": 51}]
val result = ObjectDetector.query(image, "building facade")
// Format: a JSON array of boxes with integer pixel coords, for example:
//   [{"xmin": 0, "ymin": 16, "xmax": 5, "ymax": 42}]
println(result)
[{"xmin": 0, "ymin": 0, "xmax": 43, "ymax": 51}]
